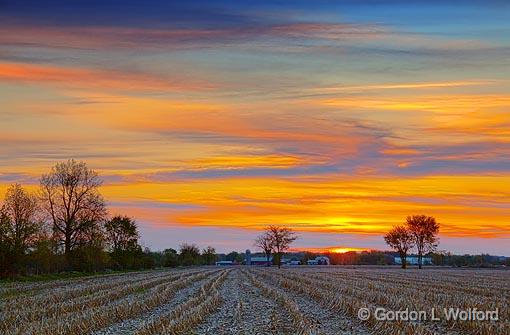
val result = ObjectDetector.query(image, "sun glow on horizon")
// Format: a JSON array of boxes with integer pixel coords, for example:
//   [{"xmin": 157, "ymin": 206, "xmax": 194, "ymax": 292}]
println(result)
[{"xmin": 290, "ymin": 246, "xmax": 372, "ymax": 254}]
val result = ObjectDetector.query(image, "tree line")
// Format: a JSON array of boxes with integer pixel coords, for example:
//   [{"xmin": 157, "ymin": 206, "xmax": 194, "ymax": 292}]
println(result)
[{"xmin": 0, "ymin": 160, "xmax": 220, "ymax": 278}]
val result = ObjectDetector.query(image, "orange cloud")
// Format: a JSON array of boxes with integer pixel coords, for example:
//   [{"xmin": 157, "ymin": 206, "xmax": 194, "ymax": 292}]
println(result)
[
  {"xmin": 92, "ymin": 174, "xmax": 510, "ymax": 239},
  {"xmin": 186, "ymin": 155, "xmax": 304, "ymax": 170},
  {"xmin": 321, "ymin": 94, "xmax": 510, "ymax": 113},
  {"xmin": 0, "ymin": 62, "xmax": 215, "ymax": 92},
  {"xmin": 315, "ymin": 93, "xmax": 510, "ymax": 147},
  {"xmin": 381, "ymin": 148, "xmax": 421, "ymax": 156}
]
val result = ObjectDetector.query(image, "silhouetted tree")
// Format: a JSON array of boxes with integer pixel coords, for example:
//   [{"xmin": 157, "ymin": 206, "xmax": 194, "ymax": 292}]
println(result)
[
  {"xmin": 105, "ymin": 216, "xmax": 140, "ymax": 269},
  {"xmin": 267, "ymin": 225, "xmax": 297, "ymax": 268},
  {"xmin": 225, "ymin": 251, "xmax": 243, "ymax": 263},
  {"xmin": 0, "ymin": 184, "xmax": 41, "ymax": 275},
  {"xmin": 302, "ymin": 251, "xmax": 317, "ymax": 264},
  {"xmin": 328, "ymin": 250, "xmax": 359, "ymax": 265},
  {"xmin": 254, "ymin": 232, "xmax": 273, "ymax": 265},
  {"xmin": 179, "ymin": 243, "xmax": 201, "ymax": 266},
  {"xmin": 29, "ymin": 233, "xmax": 60, "ymax": 274},
  {"xmin": 105, "ymin": 216, "xmax": 139, "ymax": 251},
  {"xmin": 140, "ymin": 247, "xmax": 156, "ymax": 269},
  {"xmin": 406, "ymin": 215, "xmax": 440, "ymax": 269},
  {"xmin": 0, "ymin": 212, "xmax": 12, "ymax": 276},
  {"xmin": 431, "ymin": 250, "xmax": 449, "ymax": 266},
  {"xmin": 201, "ymin": 246, "xmax": 217, "ymax": 265},
  {"xmin": 384, "ymin": 225, "xmax": 414, "ymax": 269},
  {"xmin": 40, "ymin": 160, "xmax": 107, "ymax": 270},
  {"xmin": 162, "ymin": 248, "xmax": 178, "ymax": 267},
  {"xmin": 359, "ymin": 251, "xmax": 390, "ymax": 265}
]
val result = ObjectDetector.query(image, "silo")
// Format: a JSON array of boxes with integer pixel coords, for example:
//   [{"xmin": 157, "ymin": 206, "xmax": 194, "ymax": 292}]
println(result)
[{"xmin": 245, "ymin": 249, "xmax": 251, "ymax": 265}]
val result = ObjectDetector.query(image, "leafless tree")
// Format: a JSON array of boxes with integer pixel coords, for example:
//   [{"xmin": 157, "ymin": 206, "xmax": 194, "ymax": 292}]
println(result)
[
  {"xmin": 254, "ymin": 231, "xmax": 273, "ymax": 265},
  {"xmin": 40, "ymin": 160, "xmax": 107, "ymax": 267},
  {"xmin": 384, "ymin": 225, "xmax": 414, "ymax": 269},
  {"xmin": 267, "ymin": 225, "xmax": 297, "ymax": 268},
  {"xmin": 406, "ymin": 215, "xmax": 440, "ymax": 269}
]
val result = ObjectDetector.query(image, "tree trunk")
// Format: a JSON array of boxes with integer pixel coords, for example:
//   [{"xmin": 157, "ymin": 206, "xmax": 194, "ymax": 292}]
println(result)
[
  {"xmin": 418, "ymin": 253, "xmax": 422, "ymax": 269},
  {"xmin": 64, "ymin": 233, "xmax": 72, "ymax": 271},
  {"xmin": 401, "ymin": 254, "xmax": 407, "ymax": 269}
]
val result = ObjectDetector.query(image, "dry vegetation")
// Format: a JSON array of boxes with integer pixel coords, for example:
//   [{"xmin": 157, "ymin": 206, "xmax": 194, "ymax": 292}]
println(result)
[{"xmin": 1, "ymin": 267, "xmax": 508, "ymax": 334}]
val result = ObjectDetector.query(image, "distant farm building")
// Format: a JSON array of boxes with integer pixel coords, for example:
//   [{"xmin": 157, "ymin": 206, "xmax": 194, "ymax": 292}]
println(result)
[
  {"xmin": 215, "ymin": 261, "xmax": 234, "ymax": 266},
  {"xmin": 245, "ymin": 249, "xmax": 273, "ymax": 266},
  {"xmin": 280, "ymin": 258, "xmax": 292, "ymax": 265},
  {"xmin": 245, "ymin": 249, "xmax": 251, "ymax": 265},
  {"xmin": 307, "ymin": 256, "xmax": 330, "ymax": 265},
  {"xmin": 249, "ymin": 256, "xmax": 273, "ymax": 266},
  {"xmin": 394, "ymin": 256, "xmax": 432, "ymax": 266}
]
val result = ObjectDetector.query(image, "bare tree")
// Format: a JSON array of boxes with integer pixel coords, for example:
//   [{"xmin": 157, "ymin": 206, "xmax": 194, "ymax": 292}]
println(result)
[
  {"xmin": 267, "ymin": 225, "xmax": 297, "ymax": 268},
  {"xmin": 406, "ymin": 215, "xmax": 440, "ymax": 269},
  {"xmin": 384, "ymin": 225, "xmax": 414, "ymax": 269},
  {"xmin": 0, "ymin": 184, "xmax": 41, "ymax": 273},
  {"xmin": 40, "ymin": 160, "xmax": 107, "ymax": 267},
  {"xmin": 254, "ymin": 231, "xmax": 273, "ymax": 265}
]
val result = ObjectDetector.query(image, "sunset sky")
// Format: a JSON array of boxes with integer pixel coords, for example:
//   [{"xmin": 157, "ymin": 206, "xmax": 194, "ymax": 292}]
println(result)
[{"xmin": 1, "ymin": 1, "xmax": 509, "ymax": 255}]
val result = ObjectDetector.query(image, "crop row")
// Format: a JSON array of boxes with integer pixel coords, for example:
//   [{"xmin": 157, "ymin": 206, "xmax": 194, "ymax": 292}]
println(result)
[
  {"xmin": 135, "ymin": 269, "xmax": 230, "ymax": 335},
  {"xmin": 1, "ymin": 269, "xmax": 183, "ymax": 311},
  {"xmin": 257, "ymin": 269, "xmax": 508, "ymax": 335},
  {"xmin": 4, "ymin": 269, "xmax": 218, "ymax": 335},
  {"xmin": 242, "ymin": 269, "xmax": 319, "ymax": 335},
  {"xmin": 1, "ymin": 269, "xmax": 207, "ymax": 329}
]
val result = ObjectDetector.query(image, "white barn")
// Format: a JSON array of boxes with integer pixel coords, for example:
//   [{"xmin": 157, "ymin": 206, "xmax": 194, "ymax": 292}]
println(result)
[
  {"xmin": 307, "ymin": 256, "xmax": 330, "ymax": 265},
  {"xmin": 394, "ymin": 256, "xmax": 432, "ymax": 265}
]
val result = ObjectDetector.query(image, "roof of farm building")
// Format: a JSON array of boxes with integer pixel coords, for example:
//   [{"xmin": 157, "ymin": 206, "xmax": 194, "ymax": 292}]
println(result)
[{"xmin": 250, "ymin": 257, "xmax": 273, "ymax": 262}]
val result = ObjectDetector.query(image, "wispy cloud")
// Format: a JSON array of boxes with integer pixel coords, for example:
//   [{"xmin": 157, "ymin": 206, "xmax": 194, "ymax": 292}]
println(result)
[
  {"xmin": 0, "ymin": 21, "xmax": 386, "ymax": 50},
  {"xmin": 0, "ymin": 62, "xmax": 217, "ymax": 92}
]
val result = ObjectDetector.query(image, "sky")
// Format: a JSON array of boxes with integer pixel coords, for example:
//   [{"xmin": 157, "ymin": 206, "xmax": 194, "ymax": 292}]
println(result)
[{"xmin": 0, "ymin": 0, "xmax": 509, "ymax": 255}]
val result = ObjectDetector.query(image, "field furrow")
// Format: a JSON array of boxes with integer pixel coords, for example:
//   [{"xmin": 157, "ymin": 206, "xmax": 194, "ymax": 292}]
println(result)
[
  {"xmin": 2, "ymin": 266, "xmax": 507, "ymax": 335},
  {"xmin": 252, "ymin": 269, "xmax": 373, "ymax": 335}
]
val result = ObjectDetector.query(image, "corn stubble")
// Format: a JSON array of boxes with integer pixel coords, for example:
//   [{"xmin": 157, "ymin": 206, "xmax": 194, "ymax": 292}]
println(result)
[
  {"xmin": 1, "ymin": 267, "xmax": 507, "ymax": 335},
  {"xmin": 253, "ymin": 267, "xmax": 509, "ymax": 335}
]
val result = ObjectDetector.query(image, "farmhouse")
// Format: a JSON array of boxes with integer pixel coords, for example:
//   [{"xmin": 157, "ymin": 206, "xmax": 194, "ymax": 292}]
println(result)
[
  {"xmin": 215, "ymin": 261, "xmax": 234, "ymax": 266},
  {"xmin": 394, "ymin": 256, "xmax": 432, "ymax": 265}
]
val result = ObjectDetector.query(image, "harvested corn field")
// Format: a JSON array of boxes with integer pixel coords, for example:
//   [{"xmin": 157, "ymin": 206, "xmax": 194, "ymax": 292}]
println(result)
[{"xmin": 1, "ymin": 267, "xmax": 508, "ymax": 335}]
